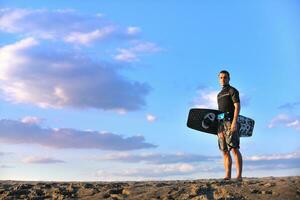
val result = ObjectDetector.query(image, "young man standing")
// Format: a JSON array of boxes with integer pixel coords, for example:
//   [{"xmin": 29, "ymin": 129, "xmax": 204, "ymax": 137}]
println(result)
[{"xmin": 217, "ymin": 70, "xmax": 243, "ymax": 181}]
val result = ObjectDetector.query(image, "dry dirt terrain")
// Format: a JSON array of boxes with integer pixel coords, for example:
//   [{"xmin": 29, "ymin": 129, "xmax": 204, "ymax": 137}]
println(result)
[{"xmin": 0, "ymin": 176, "xmax": 299, "ymax": 199}]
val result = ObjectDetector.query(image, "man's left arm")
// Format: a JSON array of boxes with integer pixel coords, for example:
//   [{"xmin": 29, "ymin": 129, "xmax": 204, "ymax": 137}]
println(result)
[{"xmin": 231, "ymin": 102, "xmax": 240, "ymax": 133}]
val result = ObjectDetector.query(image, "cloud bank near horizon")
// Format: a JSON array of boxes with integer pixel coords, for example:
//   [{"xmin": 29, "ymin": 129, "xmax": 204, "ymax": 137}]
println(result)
[{"xmin": 0, "ymin": 117, "xmax": 157, "ymax": 151}]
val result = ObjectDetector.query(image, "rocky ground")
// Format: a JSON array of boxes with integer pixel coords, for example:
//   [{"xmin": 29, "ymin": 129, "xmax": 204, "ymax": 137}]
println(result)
[{"xmin": 0, "ymin": 176, "xmax": 299, "ymax": 199}]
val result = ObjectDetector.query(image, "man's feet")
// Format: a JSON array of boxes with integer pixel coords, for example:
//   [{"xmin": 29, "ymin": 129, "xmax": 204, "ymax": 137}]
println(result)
[
  {"xmin": 236, "ymin": 177, "xmax": 243, "ymax": 181},
  {"xmin": 223, "ymin": 177, "xmax": 231, "ymax": 180}
]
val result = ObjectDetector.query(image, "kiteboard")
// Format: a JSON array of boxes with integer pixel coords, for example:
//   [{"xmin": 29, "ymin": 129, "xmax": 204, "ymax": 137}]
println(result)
[{"xmin": 187, "ymin": 108, "xmax": 255, "ymax": 137}]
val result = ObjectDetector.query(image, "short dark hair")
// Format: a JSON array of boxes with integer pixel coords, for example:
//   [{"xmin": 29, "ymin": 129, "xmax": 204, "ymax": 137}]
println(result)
[{"xmin": 219, "ymin": 70, "xmax": 230, "ymax": 78}]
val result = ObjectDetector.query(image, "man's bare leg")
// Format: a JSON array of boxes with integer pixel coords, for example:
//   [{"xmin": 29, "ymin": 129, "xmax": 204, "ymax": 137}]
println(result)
[
  {"xmin": 218, "ymin": 131, "xmax": 232, "ymax": 179},
  {"xmin": 232, "ymin": 148, "xmax": 243, "ymax": 179},
  {"xmin": 223, "ymin": 151, "xmax": 232, "ymax": 179}
]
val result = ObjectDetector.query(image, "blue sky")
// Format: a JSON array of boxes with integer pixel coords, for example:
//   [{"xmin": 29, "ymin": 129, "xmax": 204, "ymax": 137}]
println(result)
[{"xmin": 0, "ymin": 0, "xmax": 299, "ymax": 181}]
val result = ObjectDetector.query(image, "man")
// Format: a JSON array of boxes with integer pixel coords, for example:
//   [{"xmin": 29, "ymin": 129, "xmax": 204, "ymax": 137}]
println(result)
[{"xmin": 217, "ymin": 70, "xmax": 243, "ymax": 181}]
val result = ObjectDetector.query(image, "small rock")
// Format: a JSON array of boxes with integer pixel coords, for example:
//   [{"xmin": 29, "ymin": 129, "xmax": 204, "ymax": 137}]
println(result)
[
  {"xmin": 10, "ymin": 189, "xmax": 30, "ymax": 196},
  {"xmin": 190, "ymin": 184, "xmax": 201, "ymax": 196},
  {"xmin": 43, "ymin": 184, "xmax": 52, "ymax": 189},
  {"xmin": 108, "ymin": 188, "xmax": 123, "ymax": 194},
  {"xmin": 250, "ymin": 189, "xmax": 260, "ymax": 194},
  {"xmin": 30, "ymin": 197, "xmax": 45, "ymax": 200},
  {"xmin": 261, "ymin": 190, "xmax": 272, "ymax": 195},
  {"xmin": 17, "ymin": 184, "xmax": 33, "ymax": 190},
  {"xmin": 192, "ymin": 195, "xmax": 208, "ymax": 200},
  {"xmin": 163, "ymin": 195, "xmax": 175, "ymax": 200},
  {"xmin": 102, "ymin": 193, "xmax": 110, "ymax": 198},
  {"xmin": 111, "ymin": 194, "xmax": 122, "ymax": 199},
  {"xmin": 122, "ymin": 188, "xmax": 130, "ymax": 195},
  {"xmin": 156, "ymin": 183, "xmax": 168, "ymax": 187},
  {"xmin": 33, "ymin": 189, "xmax": 44, "ymax": 196},
  {"xmin": 77, "ymin": 188, "xmax": 95, "ymax": 196},
  {"xmin": 264, "ymin": 182, "xmax": 275, "ymax": 187},
  {"xmin": 66, "ymin": 184, "xmax": 75, "ymax": 193},
  {"xmin": 82, "ymin": 183, "xmax": 94, "ymax": 189}
]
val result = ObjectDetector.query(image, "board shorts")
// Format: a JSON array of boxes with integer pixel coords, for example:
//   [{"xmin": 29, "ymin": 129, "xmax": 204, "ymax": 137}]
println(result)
[{"xmin": 218, "ymin": 120, "xmax": 240, "ymax": 152}]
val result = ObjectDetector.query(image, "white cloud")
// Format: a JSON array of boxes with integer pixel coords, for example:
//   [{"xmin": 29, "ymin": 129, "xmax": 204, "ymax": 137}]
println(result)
[
  {"xmin": 192, "ymin": 87, "xmax": 250, "ymax": 109},
  {"xmin": 127, "ymin": 26, "xmax": 141, "ymax": 35},
  {"xmin": 287, "ymin": 120, "xmax": 299, "ymax": 128},
  {"xmin": 121, "ymin": 163, "xmax": 196, "ymax": 177},
  {"xmin": 0, "ymin": 164, "xmax": 13, "ymax": 168},
  {"xmin": 21, "ymin": 116, "xmax": 43, "ymax": 125},
  {"xmin": 0, "ymin": 8, "xmax": 116, "ymax": 41},
  {"xmin": 22, "ymin": 156, "xmax": 65, "ymax": 164},
  {"xmin": 0, "ymin": 8, "xmax": 32, "ymax": 33},
  {"xmin": 64, "ymin": 26, "xmax": 116, "ymax": 45},
  {"xmin": 0, "ymin": 8, "xmax": 161, "ymax": 70},
  {"xmin": 0, "ymin": 8, "xmax": 157, "ymax": 50},
  {"xmin": 0, "ymin": 38, "xmax": 150, "ymax": 111},
  {"xmin": 130, "ymin": 42, "xmax": 161, "ymax": 53},
  {"xmin": 114, "ymin": 48, "xmax": 139, "ymax": 62},
  {"xmin": 0, "ymin": 118, "xmax": 157, "ymax": 150},
  {"xmin": 268, "ymin": 114, "xmax": 300, "ymax": 131},
  {"xmin": 96, "ymin": 163, "xmax": 198, "ymax": 179},
  {"xmin": 268, "ymin": 114, "xmax": 289, "ymax": 128},
  {"xmin": 146, "ymin": 114, "xmax": 157, "ymax": 122},
  {"xmin": 93, "ymin": 152, "xmax": 220, "ymax": 164},
  {"xmin": 244, "ymin": 151, "xmax": 300, "ymax": 170},
  {"xmin": 93, "ymin": 150, "xmax": 300, "ymax": 180},
  {"xmin": 245, "ymin": 151, "xmax": 300, "ymax": 161},
  {"xmin": 114, "ymin": 41, "xmax": 161, "ymax": 62},
  {"xmin": 192, "ymin": 88, "xmax": 218, "ymax": 109}
]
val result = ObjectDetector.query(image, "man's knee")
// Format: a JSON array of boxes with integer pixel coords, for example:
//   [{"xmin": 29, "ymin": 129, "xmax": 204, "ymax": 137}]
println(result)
[
  {"xmin": 223, "ymin": 151, "xmax": 230, "ymax": 157},
  {"xmin": 231, "ymin": 148, "xmax": 240, "ymax": 156}
]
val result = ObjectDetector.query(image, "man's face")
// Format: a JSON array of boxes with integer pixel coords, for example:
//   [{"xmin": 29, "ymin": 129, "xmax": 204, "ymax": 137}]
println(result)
[{"xmin": 219, "ymin": 73, "xmax": 229, "ymax": 86}]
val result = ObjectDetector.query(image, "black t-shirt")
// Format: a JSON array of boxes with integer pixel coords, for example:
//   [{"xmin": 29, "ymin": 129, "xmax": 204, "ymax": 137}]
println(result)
[{"xmin": 217, "ymin": 84, "xmax": 240, "ymax": 119}]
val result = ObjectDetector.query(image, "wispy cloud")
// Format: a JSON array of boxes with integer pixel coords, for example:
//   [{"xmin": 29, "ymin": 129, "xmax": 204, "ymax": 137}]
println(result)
[
  {"xmin": 146, "ymin": 114, "xmax": 157, "ymax": 122},
  {"xmin": 244, "ymin": 151, "xmax": 300, "ymax": 170},
  {"xmin": 268, "ymin": 114, "xmax": 300, "ymax": 131},
  {"xmin": 64, "ymin": 26, "xmax": 116, "ymax": 45},
  {"xmin": 93, "ymin": 152, "xmax": 220, "ymax": 164},
  {"xmin": 22, "ymin": 156, "xmax": 65, "ymax": 164},
  {"xmin": 126, "ymin": 26, "xmax": 141, "ymax": 35},
  {"xmin": 0, "ymin": 8, "xmax": 160, "ymax": 62},
  {"xmin": 0, "ymin": 37, "xmax": 150, "ymax": 111},
  {"xmin": 0, "ymin": 164, "xmax": 13, "ymax": 168},
  {"xmin": 21, "ymin": 116, "xmax": 44, "ymax": 125},
  {"xmin": 114, "ymin": 41, "xmax": 161, "ymax": 62},
  {"xmin": 192, "ymin": 88, "xmax": 218, "ymax": 109},
  {"xmin": 0, "ymin": 118, "xmax": 157, "ymax": 150},
  {"xmin": 192, "ymin": 87, "xmax": 250, "ymax": 109},
  {"xmin": 0, "ymin": 8, "xmax": 133, "ymax": 43},
  {"xmin": 0, "ymin": 151, "xmax": 13, "ymax": 156},
  {"xmin": 278, "ymin": 100, "xmax": 300, "ymax": 110},
  {"xmin": 117, "ymin": 163, "xmax": 198, "ymax": 177},
  {"xmin": 96, "ymin": 163, "xmax": 219, "ymax": 179},
  {"xmin": 94, "ymin": 151, "xmax": 300, "ymax": 180}
]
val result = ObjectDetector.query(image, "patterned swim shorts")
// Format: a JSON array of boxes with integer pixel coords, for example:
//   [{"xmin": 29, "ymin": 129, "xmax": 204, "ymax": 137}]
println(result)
[{"xmin": 218, "ymin": 121, "xmax": 240, "ymax": 152}]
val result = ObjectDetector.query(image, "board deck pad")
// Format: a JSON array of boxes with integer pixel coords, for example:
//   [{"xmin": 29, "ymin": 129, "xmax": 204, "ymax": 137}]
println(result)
[{"xmin": 187, "ymin": 108, "xmax": 255, "ymax": 137}]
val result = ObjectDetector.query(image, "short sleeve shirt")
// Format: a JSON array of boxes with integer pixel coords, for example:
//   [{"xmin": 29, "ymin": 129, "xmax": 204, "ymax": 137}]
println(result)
[{"xmin": 217, "ymin": 84, "xmax": 240, "ymax": 118}]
